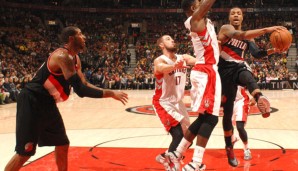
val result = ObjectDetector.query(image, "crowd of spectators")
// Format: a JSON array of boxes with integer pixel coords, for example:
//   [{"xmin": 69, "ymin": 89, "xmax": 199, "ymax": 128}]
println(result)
[
  {"xmin": 0, "ymin": 6, "xmax": 298, "ymax": 105},
  {"xmin": 5, "ymin": 0, "xmax": 298, "ymax": 8}
]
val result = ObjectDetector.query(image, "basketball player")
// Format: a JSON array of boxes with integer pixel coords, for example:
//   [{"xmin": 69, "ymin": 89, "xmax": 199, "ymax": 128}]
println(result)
[
  {"xmin": 217, "ymin": 7, "xmax": 286, "ymax": 167},
  {"xmin": 166, "ymin": 0, "xmax": 221, "ymax": 170},
  {"xmin": 5, "ymin": 26, "xmax": 128, "ymax": 171},
  {"xmin": 153, "ymin": 35, "xmax": 192, "ymax": 171},
  {"xmin": 232, "ymin": 86, "xmax": 255, "ymax": 161}
]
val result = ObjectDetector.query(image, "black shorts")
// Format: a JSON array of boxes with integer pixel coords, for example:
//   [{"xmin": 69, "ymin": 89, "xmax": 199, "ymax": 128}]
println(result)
[
  {"xmin": 15, "ymin": 88, "xmax": 69, "ymax": 156},
  {"xmin": 219, "ymin": 58, "xmax": 251, "ymax": 86},
  {"xmin": 219, "ymin": 58, "xmax": 248, "ymax": 102}
]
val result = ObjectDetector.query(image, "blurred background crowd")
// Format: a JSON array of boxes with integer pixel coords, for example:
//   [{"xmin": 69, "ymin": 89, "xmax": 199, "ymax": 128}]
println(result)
[{"xmin": 1, "ymin": 0, "xmax": 298, "ymax": 104}]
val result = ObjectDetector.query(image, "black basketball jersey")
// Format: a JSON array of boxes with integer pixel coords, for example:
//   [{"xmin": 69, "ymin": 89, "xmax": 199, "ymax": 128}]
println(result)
[
  {"xmin": 218, "ymin": 38, "xmax": 250, "ymax": 69},
  {"xmin": 26, "ymin": 48, "xmax": 78, "ymax": 103}
]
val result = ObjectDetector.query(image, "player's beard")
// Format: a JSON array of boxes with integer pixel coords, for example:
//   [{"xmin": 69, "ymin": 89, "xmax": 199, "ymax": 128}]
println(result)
[
  {"xmin": 74, "ymin": 37, "xmax": 86, "ymax": 52},
  {"xmin": 166, "ymin": 46, "xmax": 177, "ymax": 53}
]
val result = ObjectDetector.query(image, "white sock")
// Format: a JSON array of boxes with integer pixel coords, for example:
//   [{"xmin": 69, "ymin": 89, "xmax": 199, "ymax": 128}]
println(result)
[
  {"xmin": 176, "ymin": 138, "xmax": 191, "ymax": 155},
  {"xmin": 192, "ymin": 146, "xmax": 205, "ymax": 165},
  {"xmin": 244, "ymin": 143, "xmax": 249, "ymax": 150}
]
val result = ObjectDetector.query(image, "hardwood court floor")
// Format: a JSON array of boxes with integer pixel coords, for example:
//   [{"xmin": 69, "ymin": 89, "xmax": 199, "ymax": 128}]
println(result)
[{"xmin": 0, "ymin": 90, "xmax": 298, "ymax": 170}]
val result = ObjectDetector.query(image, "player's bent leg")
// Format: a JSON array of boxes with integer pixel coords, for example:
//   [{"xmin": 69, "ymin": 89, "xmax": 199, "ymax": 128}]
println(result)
[
  {"xmin": 5, "ymin": 154, "xmax": 31, "ymax": 171},
  {"xmin": 55, "ymin": 144, "xmax": 69, "ymax": 171},
  {"xmin": 169, "ymin": 124, "xmax": 184, "ymax": 152}
]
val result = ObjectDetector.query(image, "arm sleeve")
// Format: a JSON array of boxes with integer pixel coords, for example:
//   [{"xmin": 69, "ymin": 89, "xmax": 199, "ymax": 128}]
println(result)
[
  {"xmin": 68, "ymin": 73, "xmax": 103, "ymax": 98},
  {"xmin": 248, "ymin": 41, "xmax": 268, "ymax": 59}
]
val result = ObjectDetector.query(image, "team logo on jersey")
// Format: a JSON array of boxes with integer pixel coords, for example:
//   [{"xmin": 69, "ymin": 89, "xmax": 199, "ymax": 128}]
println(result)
[
  {"xmin": 126, "ymin": 104, "xmax": 277, "ymax": 117},
  {"xmin": 200, "ymin": 34, "xmax": 211, "ymax": 46},
  {"xmin": 204, "ymin": 99, "xmax": 210, "ymax": 108},
  {"xmin": 227, "ymin": 38, "xmax": 247, "ymax": 50}
]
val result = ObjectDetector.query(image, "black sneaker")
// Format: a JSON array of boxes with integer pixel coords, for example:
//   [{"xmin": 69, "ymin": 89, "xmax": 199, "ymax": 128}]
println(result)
[{"xmin": 225, "ymin": 146, "xmax": 238, "ymax": 167}]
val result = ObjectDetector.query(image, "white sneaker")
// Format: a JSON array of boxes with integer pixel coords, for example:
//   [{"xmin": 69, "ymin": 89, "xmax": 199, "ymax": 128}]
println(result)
[
  {"xmin": 156, "ymin": 154, "xmax": 172, "ymax": 171},
  {"xmin": 166, "ymin": 151, "xmax": 182, "ymax": 171},
  {"xmin": 244, "ymin": 149, "xmax": 252, "ymax": 160},
  {"xmin": 182, "ymin": 162, "xmax": 206, "ymax": 171},
  {"xmin": 257, "ymin": 96, "xmax": 271, "ymax": 118}
]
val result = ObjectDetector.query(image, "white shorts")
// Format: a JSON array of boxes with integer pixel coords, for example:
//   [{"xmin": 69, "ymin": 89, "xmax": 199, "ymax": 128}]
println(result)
[
  {"xmin": 153, "ymin": 100, "xmax": 190, "ymax": 133},
  {"xmin": 190, "ymin": 65, "xmax": 221, "ymax": 116},
  {"xmin": 232, "ymin": 87, "xmax": 250, "ymax": 122}
]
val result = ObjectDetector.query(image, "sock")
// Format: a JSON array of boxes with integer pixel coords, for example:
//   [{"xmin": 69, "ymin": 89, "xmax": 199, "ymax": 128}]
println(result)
[
  {"xmin": 176, "ymin": 138, "xmax": 191, "ymax": 155},
  {"xmin": 244, "ymin": 142, "xmax": 248, "ymax": 150},
  {"xmin": 192, "ymin": 146, "xmax": 205, "ymax": 165}
]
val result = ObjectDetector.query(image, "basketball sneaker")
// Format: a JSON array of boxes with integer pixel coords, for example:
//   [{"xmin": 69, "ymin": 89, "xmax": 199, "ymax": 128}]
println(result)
[
  {"xmin": 257, "ymin": 95, "xmax": 271, "ymax": 118},
  {"xmin": 165, "ymin": 151, "xmax": 182, "ymax": 171},
  {"xmin": 244, "ymin": 148, "xmax": 252, "ymax": 160},
  {"xmin": 182, "ymin": 161, "xmax": 206, "ymax": 171},
  {"xmin": 225, "ymin": 146, "xmax": 238, "ymax": 167},
  {"xmin": 156, "ymin": 154, "xmax": 172, "ymax": 171}
]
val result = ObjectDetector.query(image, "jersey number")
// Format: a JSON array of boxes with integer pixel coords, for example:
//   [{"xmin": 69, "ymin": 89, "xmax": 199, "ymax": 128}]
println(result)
[{"xmin": 175, "ymin": 76, "xmax": 181, "ymax": 85}]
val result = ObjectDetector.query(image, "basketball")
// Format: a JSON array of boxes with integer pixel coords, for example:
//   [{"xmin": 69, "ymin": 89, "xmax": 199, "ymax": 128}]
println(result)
[{"xmin": 270, "ymin": 29, "xmax": 292, "ymax": 51}]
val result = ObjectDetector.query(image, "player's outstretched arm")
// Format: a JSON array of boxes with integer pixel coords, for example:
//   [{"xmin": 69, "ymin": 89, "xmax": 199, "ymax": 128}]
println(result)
[
  {"xmin": 219, "ymin": 24, "xmax": 286, "ymax": 41},
  {"xmin": 57, "ymin": 51, "xmax": 128, "ymax": 104},
  {"xmin": 154, "ymin": 57, "xmax": 189, "ymax": 75},
  {"xmin": 182, "ymin": 54, "xmax": 196, "ymax": 65},
  {"xmin": 192, "ymin": 0, "xmax": 216, "ymax": 22},
  {"xmin": 247, "ymin": 41, "xmax": 280, "ymax": 59}
]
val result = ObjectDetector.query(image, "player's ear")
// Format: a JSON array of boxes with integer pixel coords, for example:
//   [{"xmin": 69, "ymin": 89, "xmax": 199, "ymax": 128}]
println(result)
[
  {"xmin": 159, "ymin": 42, "xmax": 164, "ymax": 49},
  {"xmin": 190, "ymin": 4, "xmax": 195, "ymax": 12},
  {"xmin": 68, "ymin": 35, "xmax": 74, "ymax": 42}
]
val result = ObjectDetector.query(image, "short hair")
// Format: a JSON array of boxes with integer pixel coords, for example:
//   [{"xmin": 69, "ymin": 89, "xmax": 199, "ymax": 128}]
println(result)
[
  {"xmin": 229, "ymin": 7, "xmax": 242, "ymax": 15},
  {"xmin": 181, "ymin": 0, "xmax": 195, "ymax": 12},
  {"xmin": 156, "ymin": 36, "xmax": 165, "ymax": 48},
  {"xmin": 59, "ymin": 26, "xmax": 79, "ymax": 44}
]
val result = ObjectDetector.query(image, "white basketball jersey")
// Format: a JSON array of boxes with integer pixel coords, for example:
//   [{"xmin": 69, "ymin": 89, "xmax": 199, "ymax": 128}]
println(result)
[
  {"xmin": 153, "ymin": 55, "xmax": 187, "ymax": 103},
  {"xmin": 184, "ymin": 17, "xmax": 219, "ymax": 65}
]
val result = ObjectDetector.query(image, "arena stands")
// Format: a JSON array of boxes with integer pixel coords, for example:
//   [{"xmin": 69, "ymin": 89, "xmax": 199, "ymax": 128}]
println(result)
[{"xmin": 0, "ymin": 0, "xmax": 297, "ymax": 105}]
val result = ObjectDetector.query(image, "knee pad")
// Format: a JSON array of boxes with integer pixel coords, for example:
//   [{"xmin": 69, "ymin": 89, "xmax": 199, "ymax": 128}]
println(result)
[
  {"xmin": 16, "ymin": 142, "xmax": 37, "ymax": 156},
  {"xmin": 169, "ymin": 124, "xmax": 184, "ymax": 152},
  {"xmin": 236, "ymin": 121, "xmax": 246, "ymax": 134},
  {"xmin": 169, "ymin": 123, "xmax": 184, "ymax": 140},
  {"xmin": 198, "ymin": 114, "xmax": 218, "ymax": 138},
  {"xmin": 188, "ymin": 115, "xmax": 203, "ymax": 135},
  {"xmin": 205, "ymin": 114, "xmax": 219, "ymax": 127}
]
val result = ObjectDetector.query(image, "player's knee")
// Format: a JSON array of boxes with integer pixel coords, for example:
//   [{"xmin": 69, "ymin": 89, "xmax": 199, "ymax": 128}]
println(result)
[
  {"xmin": 188, "ymin": 116, "xmax": 201, "ymax": 135},
  {"xmin": 197, "ymin": 114, "xmax": 218, "ymax": 139},
  {"xmin": 170, "ymin": 124, "xmax": 184, "ymax": 140},
  {"xmin": 17, "ymin": 142, "xmax": 37, "ymax": 156},
  {"xmin": 236, "ymin": 121, "xmax": 245, "ymax": 132},
  {"xmin": 205, "ymin": 114, "xmax": 218, "ymax": 127}
]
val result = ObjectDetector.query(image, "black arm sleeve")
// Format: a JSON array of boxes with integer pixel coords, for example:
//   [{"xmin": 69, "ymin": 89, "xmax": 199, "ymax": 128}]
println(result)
[
  {"xmin": 68, "ymin": 73, "xmax": 103, "ymax": 98},
  {"xmin": 248, "ymin": 41, "xmax": 268, "ymax": 59}
]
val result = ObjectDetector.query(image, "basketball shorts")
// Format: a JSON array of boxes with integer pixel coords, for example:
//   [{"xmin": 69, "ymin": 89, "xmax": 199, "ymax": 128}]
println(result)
[
  {"xmin": 15, "ymin": 88, "xmax": 69, "ymax": 156},
  {"xmin": 232, "ymin": 87, "xmax": 250, "ymax": 123},
  {"xmin": 153, "ymin": 100, "xmax": 190, "ymax": 132},
  {"xmin": 190, "ymin": 65, "xmax": 221, "ymax": 116},
  {"xmin": 232, "ymin": 98, "xmax": 249, "ymax": 123}
]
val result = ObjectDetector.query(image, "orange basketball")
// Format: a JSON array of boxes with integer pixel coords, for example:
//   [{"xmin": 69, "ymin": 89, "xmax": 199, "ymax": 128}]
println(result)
[{"xmin": 270, "ymin": 29, "xmax": 292, "ymax": 51}]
